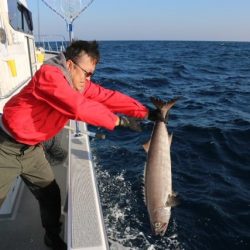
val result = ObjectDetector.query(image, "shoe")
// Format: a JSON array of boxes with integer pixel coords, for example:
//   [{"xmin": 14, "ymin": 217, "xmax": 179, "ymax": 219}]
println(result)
[{"xmin": 44, "ymin": 233, "xmax": 67, "ymax": 250}]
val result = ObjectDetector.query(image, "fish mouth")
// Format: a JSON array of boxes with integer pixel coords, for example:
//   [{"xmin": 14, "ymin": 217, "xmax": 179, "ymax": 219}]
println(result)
[{"xmin": 153, "ymin": 222, "xmax": 168, "ymax": 236}]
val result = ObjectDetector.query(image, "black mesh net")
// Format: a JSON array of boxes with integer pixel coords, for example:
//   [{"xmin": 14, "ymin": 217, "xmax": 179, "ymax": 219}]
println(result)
[{"xmin": 42, "ymin": 131, "xmax": 68, "ymax": 165}]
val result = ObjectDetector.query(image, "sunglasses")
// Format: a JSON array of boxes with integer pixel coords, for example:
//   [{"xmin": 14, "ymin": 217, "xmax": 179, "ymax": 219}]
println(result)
[{"xmin": 71, "ymin": 60, "xmax": 93, "ymax": 78}]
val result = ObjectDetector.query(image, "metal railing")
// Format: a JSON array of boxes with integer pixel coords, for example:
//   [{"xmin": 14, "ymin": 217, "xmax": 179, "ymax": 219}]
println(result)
[
  {"xmin": 35, "ymin": 35, "xmax": 69, "ymax": 53},
  {"xmin": 67, "ymin": 121, "xmax": 109, "ymax": 250}
]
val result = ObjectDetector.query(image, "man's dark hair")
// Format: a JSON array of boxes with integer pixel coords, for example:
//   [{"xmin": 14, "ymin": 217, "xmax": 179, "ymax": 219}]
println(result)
[{"xmin": 64, "ymin": 40, "xmax": 100, "ymax": 64}]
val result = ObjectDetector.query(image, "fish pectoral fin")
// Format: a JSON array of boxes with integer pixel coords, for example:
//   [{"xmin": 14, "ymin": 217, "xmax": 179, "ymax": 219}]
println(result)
[
  {"xmin": 165, "ymin": 193, "xmax": 180, "ymax": 207},
  {"xmin": 143, "ymin": 140, "xmax": 151, "ymax": 152},
  {"xmin": 172, "ymin": 191, "xmax": 178, "ymax": 197}
]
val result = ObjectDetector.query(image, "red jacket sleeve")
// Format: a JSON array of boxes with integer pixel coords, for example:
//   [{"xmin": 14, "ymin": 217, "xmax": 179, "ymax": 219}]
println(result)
[
  {"xmin": 83, "ymin": 80, "xmax": 148, "ymax": 118},
  {"xmin": 32, "ymin": 65, "xmax": 118, "ymax": 130}
]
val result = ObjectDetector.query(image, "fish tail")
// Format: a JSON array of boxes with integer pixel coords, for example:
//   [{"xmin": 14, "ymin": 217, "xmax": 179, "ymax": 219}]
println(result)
[{"xmin": 150, "ymin": 96, "xmax": 180, "ymax": 118}]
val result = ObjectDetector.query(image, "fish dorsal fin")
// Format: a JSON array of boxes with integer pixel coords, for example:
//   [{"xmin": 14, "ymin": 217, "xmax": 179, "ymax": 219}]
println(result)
[
  {"xmin": 165, "ymin": 193, "xmax": 180, "ymax": 207},
  {"xmin": 168, "ymin": 133, "xmax": 173, "ymax": 146},
  {"xmin": 143, "ymin": 140, "xmax": 151, "ymax": 153}
]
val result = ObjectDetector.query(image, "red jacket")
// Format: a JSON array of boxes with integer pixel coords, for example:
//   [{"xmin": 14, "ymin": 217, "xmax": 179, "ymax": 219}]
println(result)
[{"xmin": 2, "ymin": 63, "xmax": 148, "ymax": 145}]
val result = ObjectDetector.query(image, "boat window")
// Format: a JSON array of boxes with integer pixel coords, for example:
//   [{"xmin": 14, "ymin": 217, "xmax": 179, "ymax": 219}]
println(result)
[{"xmin": 8, "ymin": 0, "xmax": 33, "ymax": 34}]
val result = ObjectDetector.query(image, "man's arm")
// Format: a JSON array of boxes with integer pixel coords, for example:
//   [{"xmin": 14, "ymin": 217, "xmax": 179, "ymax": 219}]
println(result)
[
  {"xmin": 33, "ymin": 66, "xmax": 119, "ymax": 130},
  {"xmin": 83, "ymin": 80, "xmax": 149, "ymax": 118}
]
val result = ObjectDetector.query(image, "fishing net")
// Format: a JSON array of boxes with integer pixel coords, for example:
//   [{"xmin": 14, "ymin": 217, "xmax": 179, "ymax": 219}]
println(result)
[
  {"xmin": 41, "ymin": 0, "xmax": 95, "ymax": 24},
  {"xmin": 42, "ymin": 130, "xmax": 68, "ymax": 165}
]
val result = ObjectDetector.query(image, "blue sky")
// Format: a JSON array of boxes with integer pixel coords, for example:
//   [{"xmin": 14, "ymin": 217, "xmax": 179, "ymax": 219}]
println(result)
[{"xmin": 27, "ymin": 0, "xmax": 250, "ymax": 41}]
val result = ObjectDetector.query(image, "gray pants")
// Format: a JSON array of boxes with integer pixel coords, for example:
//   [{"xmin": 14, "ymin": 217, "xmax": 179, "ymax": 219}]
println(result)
[
  {"xmin": 0, "ymin": 128, "xmax": 62, "ymax": 235},
  {"xmin": 0, "ymin": 129, "xmax": 54, "ymax": 206}
]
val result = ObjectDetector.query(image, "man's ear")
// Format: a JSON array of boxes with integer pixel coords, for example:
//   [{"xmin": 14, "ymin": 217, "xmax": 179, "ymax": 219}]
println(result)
[{"xmin": 66, "ymin": 60, "xmax": 73, "ymax": 71}]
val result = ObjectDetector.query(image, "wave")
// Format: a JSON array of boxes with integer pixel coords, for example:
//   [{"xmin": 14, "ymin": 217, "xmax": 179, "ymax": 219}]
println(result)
[{"xmin": 100, "ymin": 66, "xmax": 123, "ymax": 74}]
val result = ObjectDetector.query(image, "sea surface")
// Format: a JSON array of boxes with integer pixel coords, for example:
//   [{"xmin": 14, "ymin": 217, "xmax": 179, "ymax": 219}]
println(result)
[{"xmin": 86, "ymin": 41, "xmax": 250, "ymax": 250}]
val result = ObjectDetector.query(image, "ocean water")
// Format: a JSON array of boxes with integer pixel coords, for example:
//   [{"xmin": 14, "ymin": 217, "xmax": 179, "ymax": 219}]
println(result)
[{"xmin": 87, "ymin": 41, "xmax": 250, "ymax": 250}]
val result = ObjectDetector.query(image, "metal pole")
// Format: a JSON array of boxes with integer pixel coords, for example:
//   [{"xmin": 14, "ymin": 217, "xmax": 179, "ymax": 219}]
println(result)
[
  {"xmin": 68, "ymin": 22, "xmax": 73, "ymax": 42},
  {"xmin": 75, "ymin": 121, "xmax": 81, "ymax": 137}
]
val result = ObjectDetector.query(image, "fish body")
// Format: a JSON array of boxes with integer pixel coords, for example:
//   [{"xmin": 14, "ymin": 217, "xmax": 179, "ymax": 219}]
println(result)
[{"xmin": 144, "ymin": 97, "xmax": 178, "ymax": 236}]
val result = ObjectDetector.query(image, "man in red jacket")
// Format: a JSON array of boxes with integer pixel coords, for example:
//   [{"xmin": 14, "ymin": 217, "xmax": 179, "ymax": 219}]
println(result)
[{"xmin": 0, "ymin": 41, "xmax": 161, "ymax": 249}]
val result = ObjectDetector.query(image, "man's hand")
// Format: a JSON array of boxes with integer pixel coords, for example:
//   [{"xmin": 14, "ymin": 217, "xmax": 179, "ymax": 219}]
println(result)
[{"xmin": 117, "ymin": 116, "xmax": 142, "ymax": 132}]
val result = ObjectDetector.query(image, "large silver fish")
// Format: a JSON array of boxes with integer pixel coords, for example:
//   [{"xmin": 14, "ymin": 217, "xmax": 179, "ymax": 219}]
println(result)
[{"xmin": 143, "ymin": 97, "xmax": 179, "ymax": 236}]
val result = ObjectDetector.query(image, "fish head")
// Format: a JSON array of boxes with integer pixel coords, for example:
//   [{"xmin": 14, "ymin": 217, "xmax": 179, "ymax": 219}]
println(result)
[
  {"xmin": 152, "ymin": 221, "xmax": 168, "ymax": 236},
  {"xmin": 151, "ymin": 207, "xmax": 171, "ymax": 236}
]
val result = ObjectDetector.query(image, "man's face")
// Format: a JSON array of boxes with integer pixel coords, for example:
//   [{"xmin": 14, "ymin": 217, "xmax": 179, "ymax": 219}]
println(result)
[{"xmin": 67, "ymin": 53, "xmax": 96, "ymax": 92}]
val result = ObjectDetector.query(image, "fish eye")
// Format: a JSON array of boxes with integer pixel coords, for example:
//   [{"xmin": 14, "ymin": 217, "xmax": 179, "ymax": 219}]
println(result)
[{"xmin": 154, "ymin": 222, "xmax": 161, "ymax": 228}]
